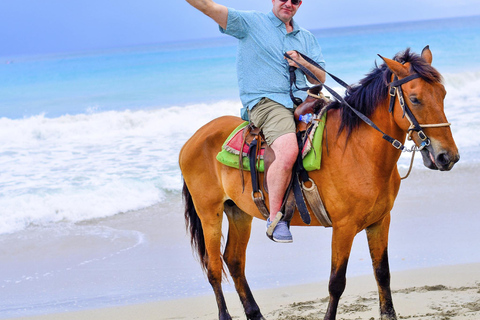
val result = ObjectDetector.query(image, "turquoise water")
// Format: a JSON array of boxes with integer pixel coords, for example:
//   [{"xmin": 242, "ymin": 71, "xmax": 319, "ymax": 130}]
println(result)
[
  {"xmin": 317, "ymin": 15, "xmax": 480, "ymax": 82},
  {"xmin": 2, "ymin": 16, "xmax": 479, "ymax": 119},
  {"xmin": 0, "ymin": 39, "xmax": 239, "ymax": 119}
]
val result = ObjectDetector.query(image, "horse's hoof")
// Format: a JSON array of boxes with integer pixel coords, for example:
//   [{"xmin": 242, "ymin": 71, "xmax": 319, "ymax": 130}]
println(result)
[
  {"xmin": 247, "ymin": 312, "xmax": 266, "ymax": 320},
  {"xmin": 219, "ymin": 311, "xmax": 232, "ymax": 320}
]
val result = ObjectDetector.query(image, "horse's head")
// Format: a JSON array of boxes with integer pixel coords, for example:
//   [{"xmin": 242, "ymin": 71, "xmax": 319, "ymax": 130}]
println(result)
[{"xmin": 380, "ymin": 46, "xmax": 460, "ymax": 171}]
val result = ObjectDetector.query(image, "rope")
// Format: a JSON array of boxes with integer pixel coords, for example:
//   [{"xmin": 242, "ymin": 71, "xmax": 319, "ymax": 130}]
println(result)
[
  {"xmin": 307, "ymin": 89, "xmax": 328, "ymax": 100},
  {"xmin": 406, "ymin": 122, "xmax": 451, "ymax": 141},
  {"xmin": 418, "ymin": 123, "xmax": 451, "ymax": 127},
  {"xmin": 400, "ymin": 146, "xmax": 417, "ymax": 180}
]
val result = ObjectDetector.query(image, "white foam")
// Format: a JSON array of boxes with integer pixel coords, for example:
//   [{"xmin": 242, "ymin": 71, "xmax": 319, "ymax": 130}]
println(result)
[
  {"xmin": 443, "ymin": 71, "xmax": 480, "ymax": 149},
  {"xmin": 0, "ymin": 100, "xmax": 241, "ymax": 234}
]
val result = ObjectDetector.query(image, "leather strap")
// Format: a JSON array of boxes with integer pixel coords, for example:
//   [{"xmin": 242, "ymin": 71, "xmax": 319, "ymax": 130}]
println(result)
[
  {"xmin": 292, "ymin": 131, "xmax": 312, "ymax": 225},
  {"xmin": 292, "ymin": 173, "xmax": 311, "ymax": 225},
  {"xmin": 249, "ymin": 138, "xmax": 270, "ymax": 219}
]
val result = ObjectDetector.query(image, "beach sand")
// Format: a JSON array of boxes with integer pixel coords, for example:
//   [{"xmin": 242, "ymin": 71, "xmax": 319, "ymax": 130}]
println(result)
[
  {"xmin": 8, "ymin": 163, "xmax": 480, "ymax": 320},
  {"xmin": 13, "ymin": 263, "xmax": 480, "ymax": 319}
]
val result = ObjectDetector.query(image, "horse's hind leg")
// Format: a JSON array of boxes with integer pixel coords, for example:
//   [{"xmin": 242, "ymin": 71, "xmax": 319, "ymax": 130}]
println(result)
[
  {"xmin": 197, "ymin": 201, "xmax": 232, "ymax": 320},
  {"xmin": 224, "ymin": 201, "xmax": 265, "ymax": 320},
  {"xmin": 366, "ymin": 214, "xmax": 397, "ymax": 320}
]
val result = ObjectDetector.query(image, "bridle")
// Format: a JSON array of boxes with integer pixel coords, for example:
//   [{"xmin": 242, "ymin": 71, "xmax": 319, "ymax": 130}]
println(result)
[
  {"xmin": 285, "ymin": 52, "xmax": 452, "ymax": 178},
  {"xmin": 388, "ymin": 74, "xmax": 451, "ymax": 150}
]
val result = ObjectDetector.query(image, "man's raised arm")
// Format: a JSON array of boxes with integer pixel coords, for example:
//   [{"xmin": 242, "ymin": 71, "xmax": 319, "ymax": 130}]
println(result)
[{"xmin": 185, "ymin": 0, "xmax": 228, "ymax": 30}]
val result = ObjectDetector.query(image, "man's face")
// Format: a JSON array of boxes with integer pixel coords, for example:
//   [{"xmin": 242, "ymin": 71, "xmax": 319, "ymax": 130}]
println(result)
[{"xmin": 272, "ymin": 0, "xmax": 302, "ymax": 24}]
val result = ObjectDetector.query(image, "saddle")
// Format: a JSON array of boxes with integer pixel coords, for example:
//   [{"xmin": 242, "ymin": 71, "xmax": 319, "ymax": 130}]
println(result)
[{"xmin": 244, "ymin": 85, "xmax": 332, "ymax": 228}]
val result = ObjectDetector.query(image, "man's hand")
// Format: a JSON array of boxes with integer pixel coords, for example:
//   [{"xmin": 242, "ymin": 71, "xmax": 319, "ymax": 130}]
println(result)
[
  {"xmin": 285, "ymin": 50, "xmax": 303, "ymax": 68},
  {"xmin": 285, "ymin": 50, "xmax": 325, "ymax": 84}
]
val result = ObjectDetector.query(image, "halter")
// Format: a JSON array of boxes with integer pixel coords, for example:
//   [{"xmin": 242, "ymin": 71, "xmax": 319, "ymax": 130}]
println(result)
[{"xmin": 388, "ymin": 74, "xmax": 451, "ymax": 150}]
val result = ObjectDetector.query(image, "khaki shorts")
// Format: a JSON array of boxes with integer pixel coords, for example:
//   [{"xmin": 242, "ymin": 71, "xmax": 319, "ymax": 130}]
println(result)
[{"xmin": 249, "ymin": 98, "xmax": 295, "ymax": 146}]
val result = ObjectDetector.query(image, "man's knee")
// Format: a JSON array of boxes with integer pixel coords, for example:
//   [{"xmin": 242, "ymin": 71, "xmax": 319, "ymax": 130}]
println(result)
[
  {"xmin": 271, "ymin": 133, "xmax": 298, "ymax": 168},
  {"xmin": 286, "ymin": 148, "xmax": 299, "ymax": 168}
]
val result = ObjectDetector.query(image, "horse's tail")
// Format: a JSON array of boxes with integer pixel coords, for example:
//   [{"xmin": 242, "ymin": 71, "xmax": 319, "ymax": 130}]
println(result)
[{"xmin": 183, "ymin": 180, "xmax": 208, "ymax": 272}]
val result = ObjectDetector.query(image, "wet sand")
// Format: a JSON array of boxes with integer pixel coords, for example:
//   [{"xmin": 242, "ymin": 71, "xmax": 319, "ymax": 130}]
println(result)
[{"xmin": 13, "ymin": 263, "xmax": 480, "ymax": 319}]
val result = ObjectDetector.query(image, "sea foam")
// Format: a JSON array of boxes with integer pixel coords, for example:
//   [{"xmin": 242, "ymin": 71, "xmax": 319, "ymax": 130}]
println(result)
[{"xmin": 0, "ymin": 100, "xmax": 241, "ymax": 234}]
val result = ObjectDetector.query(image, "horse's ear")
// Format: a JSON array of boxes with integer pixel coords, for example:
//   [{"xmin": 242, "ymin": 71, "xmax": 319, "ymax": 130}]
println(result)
[
  {"xmin": 421, "ymin": 45, "xmax": 433, "ymax": 65},
  {"xmin": 378, "ymin": 54, "xmax": 409, "ymax": 78}
]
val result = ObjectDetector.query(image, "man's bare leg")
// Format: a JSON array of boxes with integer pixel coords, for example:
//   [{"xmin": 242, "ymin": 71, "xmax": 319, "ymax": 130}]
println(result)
[{"xmin": 266, "ymin": 133, "xmax": 298, "ymax": 242}]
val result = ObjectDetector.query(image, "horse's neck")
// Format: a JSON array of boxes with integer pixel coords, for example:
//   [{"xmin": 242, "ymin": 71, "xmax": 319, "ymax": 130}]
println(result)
[
  {"xmin": 366, "ymin": 103, "xmax": 405, "ymax": 170},
  {"xmin": 333, "ymin": 102, "xmax": 406, "ymax": 176}
]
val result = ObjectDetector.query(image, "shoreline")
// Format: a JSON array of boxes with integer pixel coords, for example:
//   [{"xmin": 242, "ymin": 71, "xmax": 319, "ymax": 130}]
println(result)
[{"xmin": 11, "ymin": 262, "xmax": 480, "ymax": 320}]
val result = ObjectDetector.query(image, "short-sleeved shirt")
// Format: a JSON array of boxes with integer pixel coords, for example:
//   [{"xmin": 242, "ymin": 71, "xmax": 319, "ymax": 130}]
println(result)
[{"xmin": 220, "ymin": 9, "xmax": 325, "ymax": 120}]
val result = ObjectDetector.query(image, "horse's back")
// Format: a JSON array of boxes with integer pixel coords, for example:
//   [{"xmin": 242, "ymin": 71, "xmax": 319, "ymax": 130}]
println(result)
[
  {"xmin": 180, "ymin": 116, "xmax": 243, "ymax": 165},
  {"xmin": 179, "ymin": 116, "xmax": 243, "ymax": 190}
]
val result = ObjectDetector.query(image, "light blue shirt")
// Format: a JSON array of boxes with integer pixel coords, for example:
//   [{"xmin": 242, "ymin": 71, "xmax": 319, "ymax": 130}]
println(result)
[{"xmin": 220, "ymin": 9, "xmax": 325, "ymax": 120}]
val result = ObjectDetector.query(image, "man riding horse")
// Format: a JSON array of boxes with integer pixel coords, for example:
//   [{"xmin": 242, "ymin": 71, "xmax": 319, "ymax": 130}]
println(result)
[{"xmin": 185, "ymin": 0, "xmax": 326, "ymax": 242}]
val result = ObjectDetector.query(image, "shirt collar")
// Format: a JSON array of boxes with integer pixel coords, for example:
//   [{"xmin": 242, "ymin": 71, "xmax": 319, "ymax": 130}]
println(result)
[{"xmin": 268, "ymin": 10, "xmax": 300, "ymax": 34}]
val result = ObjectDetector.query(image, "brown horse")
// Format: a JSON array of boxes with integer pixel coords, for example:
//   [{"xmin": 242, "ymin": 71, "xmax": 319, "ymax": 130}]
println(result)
[{"xmin": 179, "ymin": 47, "xmax": 459, "ymax": 320}]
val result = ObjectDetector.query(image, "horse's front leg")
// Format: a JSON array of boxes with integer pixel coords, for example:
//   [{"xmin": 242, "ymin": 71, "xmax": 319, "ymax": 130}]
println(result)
[
  {"xmin": 366, "ymin": 214, "xmax": 397, "ymax": 320},
  {"xmin": 324, "ymin": 226, "xmax": 357, "ymax": 320}
]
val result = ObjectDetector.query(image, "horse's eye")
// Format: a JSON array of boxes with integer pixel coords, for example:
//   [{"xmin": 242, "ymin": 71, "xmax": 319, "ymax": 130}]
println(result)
[{"xmin": 409, "ymin": 96, "xmax": 420, "ymax": 105}]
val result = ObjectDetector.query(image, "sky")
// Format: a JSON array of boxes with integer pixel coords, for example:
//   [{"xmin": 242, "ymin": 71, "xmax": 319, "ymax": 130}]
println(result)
[{"xmin": 1, "ymin": 0, "xmax": 480, "ymax": 57}]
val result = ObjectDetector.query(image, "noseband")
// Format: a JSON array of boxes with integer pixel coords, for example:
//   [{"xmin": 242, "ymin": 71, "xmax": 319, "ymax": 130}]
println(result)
[{"xmin": 388, "ymin": 74, "xmax": 451, "ymax": 150}]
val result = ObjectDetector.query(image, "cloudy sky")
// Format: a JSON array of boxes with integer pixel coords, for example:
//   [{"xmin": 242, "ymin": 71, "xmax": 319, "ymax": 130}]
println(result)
[{"xmin": 1, "ymin": 0, "xmax": 480, "ymax": 56}]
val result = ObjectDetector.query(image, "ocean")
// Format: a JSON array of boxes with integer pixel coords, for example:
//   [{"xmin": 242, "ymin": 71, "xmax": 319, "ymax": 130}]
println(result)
[{"xmin": 1, "ymin": 15, "xmax": 479, "ymax": 318}]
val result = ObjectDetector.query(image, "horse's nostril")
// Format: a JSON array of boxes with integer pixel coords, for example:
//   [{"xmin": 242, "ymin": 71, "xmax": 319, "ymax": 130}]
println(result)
[{"xmin": 436, "ymin": 153, "xmax": 450, "ymax": 166}]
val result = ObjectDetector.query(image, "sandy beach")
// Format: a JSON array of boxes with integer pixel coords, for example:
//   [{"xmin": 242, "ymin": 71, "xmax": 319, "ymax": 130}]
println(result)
[
  {"xmin": 6, "ymin": 163, "xmax": 478, "ymax": 319},
  {"xmin": 13, "ymin": 263, "xmax": 480, "ymax": 320}
]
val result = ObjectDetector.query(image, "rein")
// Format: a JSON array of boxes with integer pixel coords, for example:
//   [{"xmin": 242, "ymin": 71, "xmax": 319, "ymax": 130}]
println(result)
[
  {"xmin": 285, "ymin": 52, "xmax": 408, "ymax": 151},
  {"xmin": 285, "ymin": 52, "xmax": 452, "ymax": 179}
]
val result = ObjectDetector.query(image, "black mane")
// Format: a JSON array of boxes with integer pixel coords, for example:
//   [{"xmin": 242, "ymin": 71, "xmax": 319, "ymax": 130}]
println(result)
[{"xmin": 327, "ymin": 48, "xmax": 443, "ymax": 136}]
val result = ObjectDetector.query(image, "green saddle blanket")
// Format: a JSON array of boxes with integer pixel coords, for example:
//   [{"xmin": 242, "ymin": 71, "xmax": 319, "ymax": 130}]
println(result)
[{"xmin": 216, "ymin": 113, "xmax": 326, "ymax": 172}]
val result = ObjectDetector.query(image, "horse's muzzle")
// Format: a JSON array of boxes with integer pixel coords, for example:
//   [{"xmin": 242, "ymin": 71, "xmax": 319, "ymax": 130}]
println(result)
[{"xmin": 421, "ymin": 146, "xmax": 460, "ymax": 171}]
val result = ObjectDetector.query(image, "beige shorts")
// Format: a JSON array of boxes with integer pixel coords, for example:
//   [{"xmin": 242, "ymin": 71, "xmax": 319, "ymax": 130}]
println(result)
[{"xmin": 249, "ymin": 98, "xmax": 296, "ymax": 146}]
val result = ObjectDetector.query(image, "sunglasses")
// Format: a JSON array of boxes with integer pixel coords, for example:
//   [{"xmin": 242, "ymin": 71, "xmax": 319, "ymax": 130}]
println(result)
[{"xmin": 279, "ymin": 0, "xmax": 301, "ymax": 5}]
